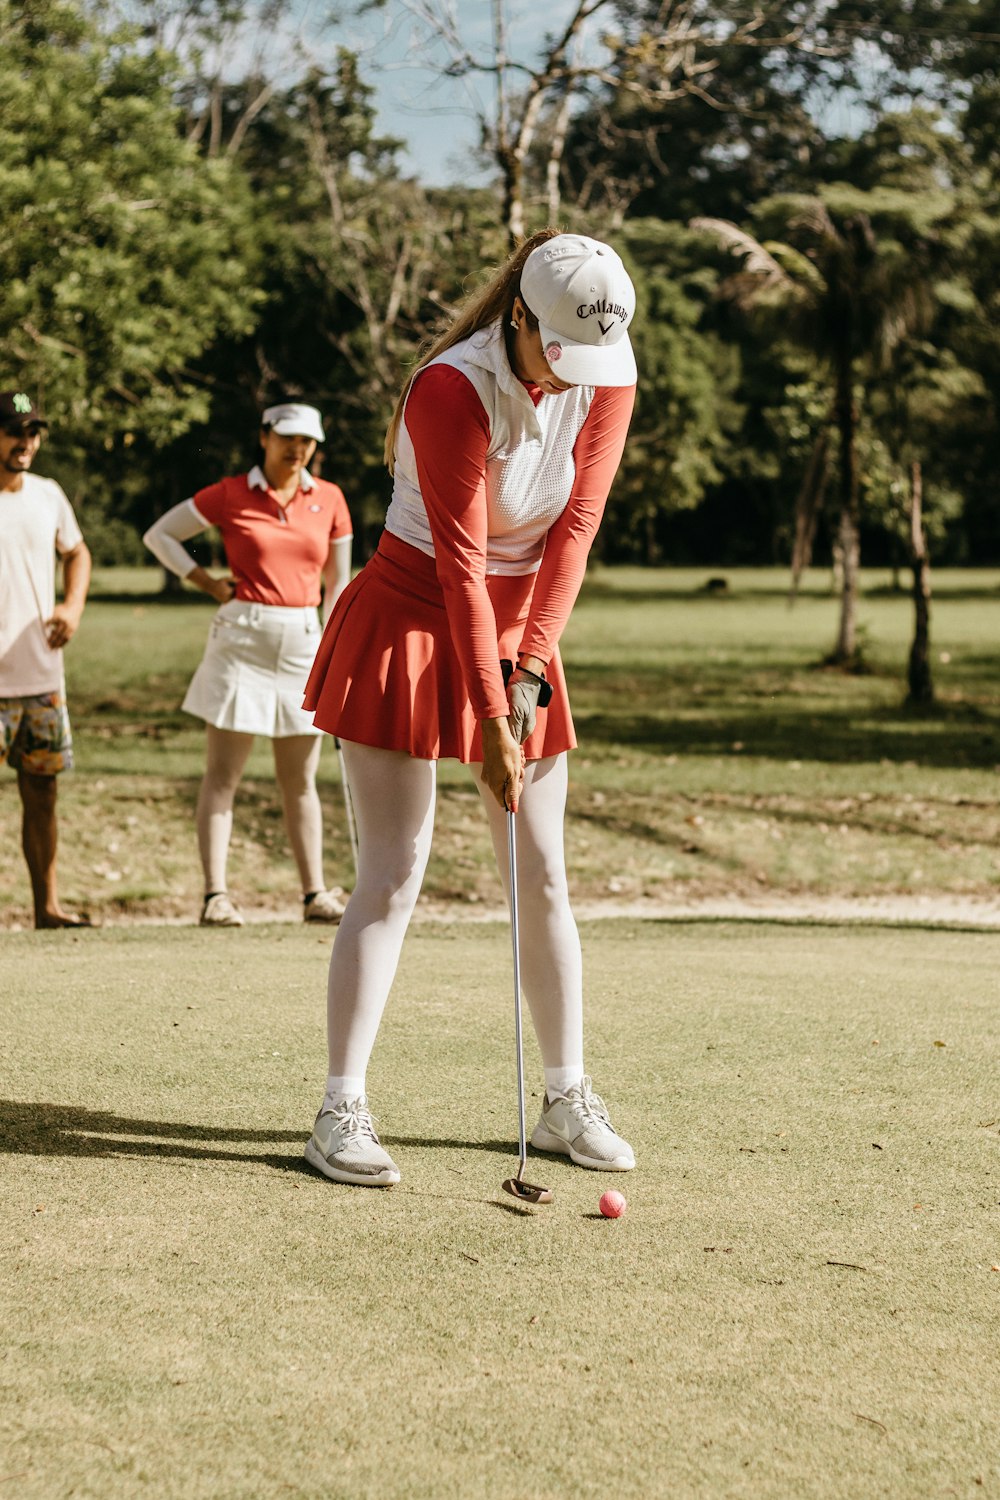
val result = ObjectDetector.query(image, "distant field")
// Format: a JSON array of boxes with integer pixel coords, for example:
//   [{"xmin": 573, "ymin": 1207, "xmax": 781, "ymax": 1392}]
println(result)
[{"xmin": 1, "ymin": 566, "xmax": 998, "ymax": 926}]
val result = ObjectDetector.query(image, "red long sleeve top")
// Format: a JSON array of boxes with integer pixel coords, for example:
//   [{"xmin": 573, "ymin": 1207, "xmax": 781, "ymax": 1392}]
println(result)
[{"xmin": 404, "ymin": 364, "xmax": 634, "ymax": 719}]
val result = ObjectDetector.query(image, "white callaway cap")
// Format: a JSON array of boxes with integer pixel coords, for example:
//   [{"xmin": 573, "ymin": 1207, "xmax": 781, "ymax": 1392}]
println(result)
[
  {"xmin": 262, "ymin": 402, "xmax": 325, "ymax": 442},
  {"xmin": 519, "ymin": 234, "xmax": 636, "ymax": 387}
]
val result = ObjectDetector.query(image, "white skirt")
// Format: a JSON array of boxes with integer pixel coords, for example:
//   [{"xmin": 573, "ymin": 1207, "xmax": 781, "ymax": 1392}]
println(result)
[{"xmin": 182, "ymin": 600, "xmax": 323, "ymax": 737}]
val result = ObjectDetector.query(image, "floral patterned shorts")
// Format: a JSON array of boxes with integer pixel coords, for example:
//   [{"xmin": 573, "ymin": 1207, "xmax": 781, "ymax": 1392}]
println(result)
[{"xmin": 0, "ymin": 692, "xmax": 74, "ymax": 776}]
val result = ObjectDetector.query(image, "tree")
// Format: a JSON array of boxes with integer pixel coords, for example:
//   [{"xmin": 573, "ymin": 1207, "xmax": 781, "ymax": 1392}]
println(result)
[
  {"xmin": 905, "ymin": 457, "xmax": 933, "ymax": 706},
  {"xmin": 603, "ymin": 220, "xmax": 743, "ymax": 563},
  {"xmin": 563, "ymin": 0, "xmax": 829, "ymax": 227},
  {"xmin": 692, "ymin": 185, "xmax": 948, "ymax": 664},
  {"xmin": 107, "ymin": 0, "xmax": 294, "ymax": 157},
  {"xmin": 362, "ymin": 0, "xmax": 817, "ymax": 245},
  {"xmin": 134, "ymin": 50, "xmax": 495, "ymax": 549},
  {"xmin": 871, "ymin": 339, "xmax": 986, "ymax": 703},
  {"xmin": 0, "ymin": 0, "xmax": 259, "ymax": 448}
]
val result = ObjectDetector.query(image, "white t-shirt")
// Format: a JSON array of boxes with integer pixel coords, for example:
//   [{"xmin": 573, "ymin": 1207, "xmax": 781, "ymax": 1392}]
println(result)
[{"xmin": 0, "ymin": 474, "xmax": 84, "ymax": 696}]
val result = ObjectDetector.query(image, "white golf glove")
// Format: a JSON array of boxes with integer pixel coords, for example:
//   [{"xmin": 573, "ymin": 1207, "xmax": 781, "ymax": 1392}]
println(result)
[{"xmin": 506, "ymin": 664, "xmax": 549, "ymax": 745}]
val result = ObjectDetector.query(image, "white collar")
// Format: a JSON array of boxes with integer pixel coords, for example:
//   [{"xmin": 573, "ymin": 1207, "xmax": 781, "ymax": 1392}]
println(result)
[
  {"xmin": 247, "ymin": 464, "xmax": 314, "ymax": 492},
  {"xmin": 465, "ymin": 320, "xmax": 539, "ymax": 408}
]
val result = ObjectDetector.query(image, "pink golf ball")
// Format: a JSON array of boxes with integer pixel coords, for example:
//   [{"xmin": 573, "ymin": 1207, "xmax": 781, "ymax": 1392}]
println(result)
[{"xmin": 599, "ymin": 1189, "xmax": 627, "ymax": 1219}]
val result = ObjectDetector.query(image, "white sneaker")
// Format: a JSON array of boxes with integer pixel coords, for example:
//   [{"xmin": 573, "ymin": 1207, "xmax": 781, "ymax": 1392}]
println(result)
[
  {"xmin": 303, "ymin": 889, "xmax": 347, "ymax": 923},
  {"xmin": 530, "ymin": 1077, "xmax": 635, "ymax": 1171},
  {"xmin": 304, "ymin": 1096, "xmax": 400, "ymax": 1186},
  {"xmin": 200, "ymin": 892, "xmax": 244, "ymax": 927}
]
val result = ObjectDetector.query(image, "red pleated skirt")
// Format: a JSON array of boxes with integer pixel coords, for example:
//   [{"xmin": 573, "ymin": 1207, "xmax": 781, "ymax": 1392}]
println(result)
[{"xmin": 303, "ymin": 531, "xmax": 576, "ymax": 763}]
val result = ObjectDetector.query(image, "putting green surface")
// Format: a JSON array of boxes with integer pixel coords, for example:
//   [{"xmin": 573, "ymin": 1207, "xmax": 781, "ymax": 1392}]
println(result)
[{"xmin": 2, "ymin": 921, "xmax": 998, "ymax": 1498}]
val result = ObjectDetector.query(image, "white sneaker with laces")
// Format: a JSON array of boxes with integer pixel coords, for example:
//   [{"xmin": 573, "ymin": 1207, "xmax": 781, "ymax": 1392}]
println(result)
[
  {"xmin": 303, "ymin": 889, "xmax": 347, "ymax": 923},
  {"xmin": 200, "ymin": 892, "xmax": 244, "ymax": 927},
  {"xmin": 304, "ymin": 1096, "xmax": 400, "ymax": 1186},
  {"xmin": 530, "ymin": 1076, "xmax": 635, "ymax": 1171}
]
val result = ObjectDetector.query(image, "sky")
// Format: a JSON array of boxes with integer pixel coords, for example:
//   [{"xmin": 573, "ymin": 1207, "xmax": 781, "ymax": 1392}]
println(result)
[
  {"xmin": 333, "ymin": 2, "xmax": 497, "ymax": 183},
  {"xmin": 225, "ymin": 1, "xmax": 875, "ymax": 185},
  {"xmin": 274, "ymin": 1, "xmax": 599, "ymax": 186}
]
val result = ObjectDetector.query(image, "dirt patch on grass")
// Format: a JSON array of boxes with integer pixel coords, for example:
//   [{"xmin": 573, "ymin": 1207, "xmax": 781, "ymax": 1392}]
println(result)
[
  {"xmin": 5, "ymin": 891, "xmax": 998, "ymax": 932},
  {"xmin": 4, "ymin": 773, "xmax": 999, "ymax": 931}
]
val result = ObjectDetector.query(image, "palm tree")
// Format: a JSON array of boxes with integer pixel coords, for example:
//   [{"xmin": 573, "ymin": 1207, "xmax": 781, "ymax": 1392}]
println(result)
[{"xmin": 693, "ymin": 189, "xmax": 936, "ymax": 665}]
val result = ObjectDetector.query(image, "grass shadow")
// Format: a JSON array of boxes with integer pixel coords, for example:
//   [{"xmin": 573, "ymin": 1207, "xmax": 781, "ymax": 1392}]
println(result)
[
  {"xmin": 389, "ymin": 1134, "xmax": 512, "ymax": 1157},
  {"xmin": 0, "ymin": 1100, "xmax": 308, "ymax": 1173},
  {"xmin": 0, "ymin": 1104, "xmax": 524, "ymax": 1175},
  {"xmin": 488, "ymin": 1197, "xmax": 545, "ymax": 1217},
  {"xmin": 575, "ymin": 705, "xmax": 1000, "ymax": 768}
]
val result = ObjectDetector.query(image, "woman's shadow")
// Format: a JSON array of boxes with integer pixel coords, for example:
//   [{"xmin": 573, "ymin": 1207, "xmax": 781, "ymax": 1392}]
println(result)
[
  {"xmin": 0, "ymin": 1100, "xmax": 511, "ymax": 1173},
  {"xmin": 0, "ymin": 1099, "xmax": 310, "ymax": 1173}
]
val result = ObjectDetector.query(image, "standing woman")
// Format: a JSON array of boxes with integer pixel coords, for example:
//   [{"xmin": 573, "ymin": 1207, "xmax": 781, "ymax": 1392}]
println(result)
[
  {"xmin": 301, "ymin": 231, "xmax": 638, "ymax": 1186},
  {"xmin": 143, "ymin": 402, "xmax": 353, "ymax": 927}
]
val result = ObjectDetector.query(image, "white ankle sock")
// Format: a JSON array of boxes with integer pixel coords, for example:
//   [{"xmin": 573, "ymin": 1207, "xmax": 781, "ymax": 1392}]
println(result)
[
  {"xmin": 544, "ymin": 1066, "xmax": 584, "ymax": 1100},
  {"xmin": 324, "ymin": 1074, "xmax": 366, "ymax": 1108}
]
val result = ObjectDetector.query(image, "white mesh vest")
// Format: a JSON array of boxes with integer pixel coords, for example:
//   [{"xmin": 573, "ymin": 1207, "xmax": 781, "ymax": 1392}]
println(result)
[{"xmin": 385, "ymin": 319, "xmax": 595, "ymax": 576}]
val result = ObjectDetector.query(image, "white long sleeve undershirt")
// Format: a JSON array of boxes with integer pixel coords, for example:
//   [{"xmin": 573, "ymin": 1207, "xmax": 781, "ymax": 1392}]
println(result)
[{"xmin": 142, "ymin": 498, "xmax": 208, "ymax": 578}]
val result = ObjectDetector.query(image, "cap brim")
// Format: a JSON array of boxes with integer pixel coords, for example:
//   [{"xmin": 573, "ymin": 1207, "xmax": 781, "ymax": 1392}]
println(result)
[
  {"xmin": 538, "ymin": 322, "xmax": 636, "ymax": 388},
  {"xmin": 270, "ymin": 419, "xmax": 324, "ymax": 442}
]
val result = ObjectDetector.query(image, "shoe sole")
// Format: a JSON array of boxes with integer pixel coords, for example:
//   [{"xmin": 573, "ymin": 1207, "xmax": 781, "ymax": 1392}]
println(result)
[
  {"xmin": 304, "ymin": 1136, "xmax": 400, "ymax": 1187},
  {"xmin": 530, "ymin": 1124, "xmax": 635, "ymax": 1172}
]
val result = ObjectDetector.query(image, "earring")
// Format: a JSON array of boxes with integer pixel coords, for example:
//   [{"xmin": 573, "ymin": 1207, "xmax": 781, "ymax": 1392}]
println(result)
[{"xmin": 510, "ymin": 318, "xmax": 518, "ymax": 330}]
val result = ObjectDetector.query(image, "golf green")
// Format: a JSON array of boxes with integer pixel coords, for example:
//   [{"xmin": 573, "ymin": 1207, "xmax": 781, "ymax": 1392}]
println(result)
[{"xmin": 2, "ymin": 920, "xmax": 998, "ymax": 1498}]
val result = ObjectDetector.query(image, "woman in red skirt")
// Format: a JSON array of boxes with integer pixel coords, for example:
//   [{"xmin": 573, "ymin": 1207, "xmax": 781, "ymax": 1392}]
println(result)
[{"xmin": 303, "ymin": 231, "xmax": 639, "ymax": 1186}]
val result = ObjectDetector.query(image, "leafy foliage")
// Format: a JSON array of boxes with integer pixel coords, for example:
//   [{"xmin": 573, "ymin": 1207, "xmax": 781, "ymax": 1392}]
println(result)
[
  {"xmin": 0, "ymin": 0, "xmax": 259, "ymax": 445},
  {"xmin": 1, "ymin": 0, "xmax": 996, "ymax": 576},
  {"xmin": 602, "ymin": 221, "xmax": 743, "ymax": 562}
]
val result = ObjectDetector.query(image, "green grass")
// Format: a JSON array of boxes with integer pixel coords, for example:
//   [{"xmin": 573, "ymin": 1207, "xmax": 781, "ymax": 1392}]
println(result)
[
  {"xmin": 3, "ymin": 921, "xmax": 999, "ymax": 1498},
  {"xmin": 5, "ymin": 567, "xmax": 998, "ymax": 1494},
  {"xmin": 2, "ymin": 565, "xmax": 1000, "ymax": 925}
]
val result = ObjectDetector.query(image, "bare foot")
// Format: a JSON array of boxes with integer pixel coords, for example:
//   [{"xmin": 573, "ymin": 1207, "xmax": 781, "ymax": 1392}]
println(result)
[{"xmin": 36, "ymin": 910, "xmax": 95, "ymax": 930}]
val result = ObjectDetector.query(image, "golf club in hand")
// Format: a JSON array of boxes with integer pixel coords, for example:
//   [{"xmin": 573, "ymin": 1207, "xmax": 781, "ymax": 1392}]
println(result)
[{"xmin": 500, "ymin": 804, "xmax": 553, "ymax": 1206}]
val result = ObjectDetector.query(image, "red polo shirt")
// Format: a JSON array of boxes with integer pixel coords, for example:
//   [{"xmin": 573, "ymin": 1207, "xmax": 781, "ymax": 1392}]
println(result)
[{"xmin": 192, "ymin": 469, "xmax": 352, "ymax": 607}]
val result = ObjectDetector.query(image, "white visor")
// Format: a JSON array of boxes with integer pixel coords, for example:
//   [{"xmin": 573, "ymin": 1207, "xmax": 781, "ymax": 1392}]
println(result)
[{"xmin": 262, "ymin": 403, "xmax": 325, "ymax": 443}]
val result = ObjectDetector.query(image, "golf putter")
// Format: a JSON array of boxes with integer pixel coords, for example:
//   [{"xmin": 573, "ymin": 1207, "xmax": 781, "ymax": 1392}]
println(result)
[{"xmin": 501, "ymin": 804, "xmax": 554, "ymax": 1206}]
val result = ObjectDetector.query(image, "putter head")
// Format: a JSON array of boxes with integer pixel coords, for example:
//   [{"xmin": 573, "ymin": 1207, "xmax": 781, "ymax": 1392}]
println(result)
[{"xmin": 501, "ymin": 1176, "xmax": 554, "ymax": 1205}]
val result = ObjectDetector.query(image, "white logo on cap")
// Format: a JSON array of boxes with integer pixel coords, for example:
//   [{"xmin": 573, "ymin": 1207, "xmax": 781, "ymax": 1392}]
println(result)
[{"xmin": 545, "ymin": 342, "xmax": 563, "ymax": 362}]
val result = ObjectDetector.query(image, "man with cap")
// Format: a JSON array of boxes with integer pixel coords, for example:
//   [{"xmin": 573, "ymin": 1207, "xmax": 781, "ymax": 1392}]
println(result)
[
  {"xmin": 0, "ymin": 391, "xmax": 93, "ymax": 928},
  {"xmin": 143, "ymin": 399, "xmax": 354, "ymax": 926}
]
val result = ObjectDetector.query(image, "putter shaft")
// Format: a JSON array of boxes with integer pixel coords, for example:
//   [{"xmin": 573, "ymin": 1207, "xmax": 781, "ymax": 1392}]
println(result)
[
  {"xmin": 507, "ymin": 808, "xmax": 528, "ymax": 1179},
  {"xmin": 502, "ymin": 807, "xmax": 553, "ymax": 1206}
]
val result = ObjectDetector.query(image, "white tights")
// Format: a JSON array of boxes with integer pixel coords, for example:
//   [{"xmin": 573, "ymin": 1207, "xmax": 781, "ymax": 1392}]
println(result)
[{"xmin": 325, "ymin": 740, "xmax": 585, "ymax": 1089}]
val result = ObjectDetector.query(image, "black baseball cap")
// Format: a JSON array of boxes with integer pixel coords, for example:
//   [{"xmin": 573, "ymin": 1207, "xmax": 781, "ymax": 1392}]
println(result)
[{"xmin": 0, "ymin": 391, "xmax": 48, "ymax": 429}]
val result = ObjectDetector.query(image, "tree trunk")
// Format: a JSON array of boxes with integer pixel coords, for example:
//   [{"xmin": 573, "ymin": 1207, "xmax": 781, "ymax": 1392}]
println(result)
[
  {"xmin": 500, "ymin": 148, "xmax": 525, "ymax": 248},
  {"xmin": 492, "ymin": 0, "xmax": 522, "ymax": 249},
  {"xmin": 831, "ymin": 356, "xmax": 860, "ymax": 663},
  {"xmin": 906, "ymin": 458, "xmax": 934, "ymax": 705},
  {"xmin": 546, "ymin": 87, "xmax": 574, "ymax": 226},
  {"xmin": 160, "ymin": 567, "xmax": 184, "ymax": 597},
  {"xmin": 644, "ymin": 507, "xmax": 661, "ymax": 566},
  {"xmin": 788, "ymin": 426, "xmax": 830, "ymax": 605}
]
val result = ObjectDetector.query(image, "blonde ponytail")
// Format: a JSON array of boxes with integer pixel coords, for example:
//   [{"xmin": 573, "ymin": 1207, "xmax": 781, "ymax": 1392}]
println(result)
[{"xmin": 383, "ymin": 228, "xmax": 560, "ymax": 473}]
